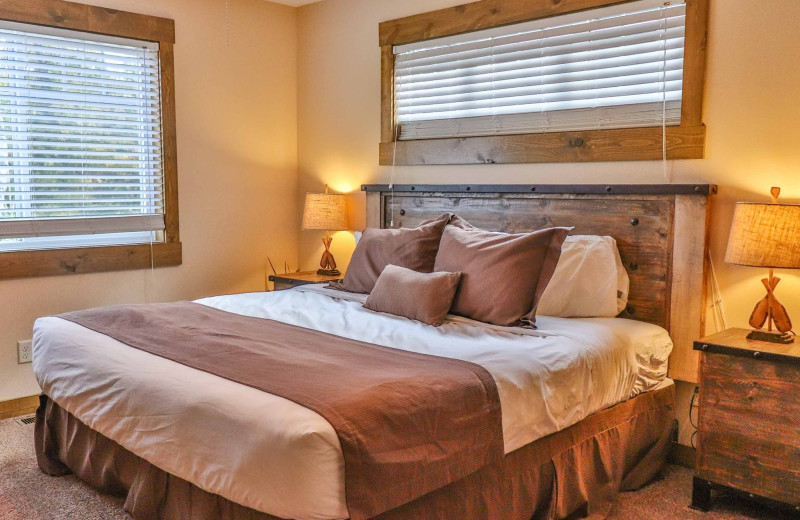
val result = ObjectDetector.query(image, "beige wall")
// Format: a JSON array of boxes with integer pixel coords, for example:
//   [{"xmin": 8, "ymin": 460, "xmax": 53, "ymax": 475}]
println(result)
[
  {"xmin": 0, "ymin": 0, "xmax": 299, "ymax": 401},
  {"xmin": 297, "ymin": 0, "xmax": 800, "ymax": 444}
]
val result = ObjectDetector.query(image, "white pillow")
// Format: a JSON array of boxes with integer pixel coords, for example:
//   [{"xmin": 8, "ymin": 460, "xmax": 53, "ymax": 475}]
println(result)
[{"xmin": 537, "ymin": 235, "xmax": 629, "ymax": 318}]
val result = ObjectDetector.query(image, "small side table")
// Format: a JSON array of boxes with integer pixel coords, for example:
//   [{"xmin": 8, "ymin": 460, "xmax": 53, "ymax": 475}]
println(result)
[
  {"xmin": 268, "ymin": 271, "xmax": 342, "ymax": 291},
  {"xmin": 692, "ymin": 328, "xmax": 800, "ymax": 513}
]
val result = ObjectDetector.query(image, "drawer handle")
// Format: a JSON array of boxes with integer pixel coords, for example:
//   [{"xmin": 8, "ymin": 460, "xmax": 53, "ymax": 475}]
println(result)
[{"xmin": 753, "ymin": 351, "xmax": 761, "ymax": 358}]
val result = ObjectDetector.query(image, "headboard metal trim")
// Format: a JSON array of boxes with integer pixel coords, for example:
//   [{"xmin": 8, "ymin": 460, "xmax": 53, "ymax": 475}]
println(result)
[
  {"xmin": 362, "ymin": 184, "xmax": 717, "ymax": 196},
  {"xmin": 362, "ymin": 184, "xmax": 714, "ymax": 383}
]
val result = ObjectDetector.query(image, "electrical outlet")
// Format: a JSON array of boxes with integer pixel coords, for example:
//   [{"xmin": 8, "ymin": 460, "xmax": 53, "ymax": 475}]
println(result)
[{"xmin": 17, "ymin": 340, "xmax": 32, "ymax": 364}]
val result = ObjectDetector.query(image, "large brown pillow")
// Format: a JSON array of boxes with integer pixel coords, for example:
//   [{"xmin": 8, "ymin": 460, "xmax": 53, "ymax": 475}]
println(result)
[
  {"xmin": 364, "ymin": 265, "xmax": 462, "ymax": 326},
  {"xmin": 341, "ymin": 213, "xmax": 452, "ymax": 294},
  {"xmin": 434, "ymin": 216, "xmax": 570, "ymax": 327}
]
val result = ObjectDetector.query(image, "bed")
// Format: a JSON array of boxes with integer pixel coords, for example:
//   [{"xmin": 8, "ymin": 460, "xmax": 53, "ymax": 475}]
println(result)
[{"xmin": 32, "ymin": 184, "xmax": 714, "ymax": 520}]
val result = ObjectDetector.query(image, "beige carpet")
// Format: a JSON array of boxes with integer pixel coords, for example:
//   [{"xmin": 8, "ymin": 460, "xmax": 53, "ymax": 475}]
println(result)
[{"xmin": 0, "ymin": 416, "xmax": 792, "ymax": 520}]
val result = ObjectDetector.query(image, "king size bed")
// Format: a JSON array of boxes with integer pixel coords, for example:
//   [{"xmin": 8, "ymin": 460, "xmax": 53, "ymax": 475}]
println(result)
[{"xmin": 32, "ymin": 184, "xmax": 714, "ymax": 520}]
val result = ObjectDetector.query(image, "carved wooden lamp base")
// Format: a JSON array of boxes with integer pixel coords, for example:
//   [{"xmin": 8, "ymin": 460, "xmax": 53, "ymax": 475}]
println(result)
[
  {"xmin": 746, "ymin": 272, "xmax": 794, "ymax": 344},
  {"xmin": 317, "ymin": 231, "xmax": 341, "ymax": 277},
  {"xmin": 746, "ymin": 329, "xmax": 794, "ymax": 344}
]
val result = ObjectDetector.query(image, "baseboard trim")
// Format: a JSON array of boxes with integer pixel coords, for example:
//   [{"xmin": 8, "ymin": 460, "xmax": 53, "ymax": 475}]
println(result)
[
  {"xmin": 668, "ymin": 441, "xmax": 696, "ymax": 469},
  {"xmin": 0, "ymin": 394, "xmax": 39, "ymax": 421}
]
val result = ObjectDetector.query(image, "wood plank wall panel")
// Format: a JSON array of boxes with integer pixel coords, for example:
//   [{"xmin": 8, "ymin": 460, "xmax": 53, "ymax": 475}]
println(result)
[{"xmin": 381, "ymin": 193, "xmax": 674, "ymax": 329}]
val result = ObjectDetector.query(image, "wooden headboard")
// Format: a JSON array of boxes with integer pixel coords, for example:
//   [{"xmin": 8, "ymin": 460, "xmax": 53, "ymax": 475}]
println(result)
[{"xmin": 363, "ymin": 184, "xmax": 716, "ymax": 384}]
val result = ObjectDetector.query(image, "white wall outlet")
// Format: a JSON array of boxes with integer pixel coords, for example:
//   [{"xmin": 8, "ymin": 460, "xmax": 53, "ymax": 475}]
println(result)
[{"xmin": 17, "ymin": 339, "xmax": 32, "ymax": 364}]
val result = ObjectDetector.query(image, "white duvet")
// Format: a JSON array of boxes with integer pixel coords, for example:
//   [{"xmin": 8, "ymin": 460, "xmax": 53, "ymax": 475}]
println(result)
[{"xmin": 32, "ymin": 285, "xmax": 673, "ymax": 520}]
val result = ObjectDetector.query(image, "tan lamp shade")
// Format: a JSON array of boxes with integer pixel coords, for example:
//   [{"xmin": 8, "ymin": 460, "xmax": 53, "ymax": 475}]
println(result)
[
  {"xmin": 302, "ymin": 192, "xmax": 348, "ymax": 231},
  {"xmin": 725, "ymin": 202, "xmax": 800, "ymax": 268}
]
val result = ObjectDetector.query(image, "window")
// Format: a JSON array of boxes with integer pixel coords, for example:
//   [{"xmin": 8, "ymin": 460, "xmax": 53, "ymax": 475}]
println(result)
[
  {"xmin": 0, "ymin": 23, "xmax": 164, "ymax": 252},
  {"xmin": 379, "ymin": 0, "xmax": 708, "ymax": 165},
  {"xmin": 0, "ymin": 1, "xmax": 179, "ymax": 279},
  {"xmin": 394, "ymin": 0, "xmax": 685, "ymax": 140}
]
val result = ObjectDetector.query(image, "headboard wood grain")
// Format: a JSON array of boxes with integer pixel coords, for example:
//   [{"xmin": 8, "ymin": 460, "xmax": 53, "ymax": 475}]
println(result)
[{"xmin": 363, "ymin": 184, "xmax": 715, "ymax": 384}]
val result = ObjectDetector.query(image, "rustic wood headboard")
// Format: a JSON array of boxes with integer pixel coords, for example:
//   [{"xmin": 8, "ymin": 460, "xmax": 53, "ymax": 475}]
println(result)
[{"xmin": 363, "ymin": 184, "xmax": 716, "ymax": 384}]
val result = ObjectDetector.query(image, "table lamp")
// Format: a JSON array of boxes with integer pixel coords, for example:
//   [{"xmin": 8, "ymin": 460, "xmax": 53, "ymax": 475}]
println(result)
[
  {"xmin": 725, "ymin": 187, "xmax": 800, "ymax": 343},
  {"xmin": 302, "ymin": 185, "xmax": 348, "ymax": 276}
]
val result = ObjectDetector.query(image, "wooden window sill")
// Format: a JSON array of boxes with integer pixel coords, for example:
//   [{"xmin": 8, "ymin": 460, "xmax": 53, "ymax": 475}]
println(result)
[
  {"xmin": 379, "ymin": 125, "xmax": 706, "ymax": 166},
  {"xmin": 0, "ymin": 242, "xmax": 182, "ymax": 280}
]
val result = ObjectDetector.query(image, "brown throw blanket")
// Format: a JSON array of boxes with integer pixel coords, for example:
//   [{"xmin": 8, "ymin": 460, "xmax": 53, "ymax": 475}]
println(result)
[{"xmin": 59, "ymin": 302, "xmax": 504, "ymax": 520}]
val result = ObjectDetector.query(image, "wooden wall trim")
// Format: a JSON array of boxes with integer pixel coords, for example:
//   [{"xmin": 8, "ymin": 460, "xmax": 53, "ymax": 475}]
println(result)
[
  {"xmin": 0, "ymin": 0, "xmax": 175, "ymax": 43},
  {"xmin": 380, "ymin": 45, "xmax": 395, "ymax": 144},
  {"xmin": 379, "ymin": 0, "xmax": 635, "ymax": 47},
  {"xmin": 681, "ymin": 0, "xmax": 710, "ymax": 126},
  {"xmin": 362, "ymin": 184, "xmax": 717, "ymax": 195},
  {"xmin": 0, "ymin": 395, "xmax": 39, "ymax": 421},
  {"xmin": 160, "ymin": 42, "xmax": 181, "ymax": 244},
  {"xmin": 379, "ymin": 125, "xmax": 706, "ymax": 166},
  {"xmin": 379, "ymin": 0, "xmax": 709, "ymax": 166},
  {"xmin": 0, "ymin": 242, "xmax": 182, "ymax": 280}
]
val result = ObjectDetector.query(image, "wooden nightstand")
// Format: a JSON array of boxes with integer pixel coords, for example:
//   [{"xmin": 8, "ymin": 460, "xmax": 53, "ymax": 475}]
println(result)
[
  {"xmin": 692, "ymin": 328, "xmax": 800, "ymax": 513},
  {"xmin": 268, "ymin": 271, "xmax": 342, "ymax": 291}
]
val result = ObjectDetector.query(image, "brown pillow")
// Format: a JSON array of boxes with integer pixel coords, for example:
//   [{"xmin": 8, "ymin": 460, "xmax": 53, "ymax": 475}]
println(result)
[
  {"xmin": 364, "ymin": 265, "xmax": 462, "ymax": 326},
  {"xmin": 341, "ymin": 213, "xmax": 452, "ymax": 294},
  {"xmin": 433, "ymin": 216, "xmax": 570, "ymax": 327}
]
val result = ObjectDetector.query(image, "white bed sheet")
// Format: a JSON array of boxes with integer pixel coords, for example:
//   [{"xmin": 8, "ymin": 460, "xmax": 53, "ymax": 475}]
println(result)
[{"xmin": 32, "ymin": 285, "xmax": 673, "ymax": 520}]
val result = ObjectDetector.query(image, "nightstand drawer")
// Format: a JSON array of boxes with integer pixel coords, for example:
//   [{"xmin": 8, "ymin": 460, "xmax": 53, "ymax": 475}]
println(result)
[{"xmin": 697, "ymin": 352, "xmax": 800, "ymax": 505}]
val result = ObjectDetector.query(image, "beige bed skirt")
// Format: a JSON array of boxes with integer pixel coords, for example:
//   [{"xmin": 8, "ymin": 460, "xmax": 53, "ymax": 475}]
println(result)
[{"xmin": 35, "ymin": 384, "xmax": 674, "ymax": 520}]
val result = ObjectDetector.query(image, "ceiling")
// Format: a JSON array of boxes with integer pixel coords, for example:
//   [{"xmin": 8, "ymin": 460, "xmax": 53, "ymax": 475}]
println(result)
[{"xmin": 269, "ymin": 0, "xmax": 323, "ymax": 6}]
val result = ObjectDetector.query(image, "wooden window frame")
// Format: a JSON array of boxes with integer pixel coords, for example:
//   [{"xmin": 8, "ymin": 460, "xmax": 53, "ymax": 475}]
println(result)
[
  {"xmin": 379, "ymin": 0, "xmax": 709, "ymax": 166},
  {"xmin": 0, "ymin": 0, "xmax": 181, "ymax": 279}
]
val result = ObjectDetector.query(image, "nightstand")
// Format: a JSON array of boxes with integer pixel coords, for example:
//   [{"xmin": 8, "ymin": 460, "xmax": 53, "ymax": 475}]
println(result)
[
  {"xmin": 692, "ymin": 328, "xmax": 800, "ymax": 513},
  {"xmin": 268, "ymin": 271, "xmax": 342, "ymax": 291}
]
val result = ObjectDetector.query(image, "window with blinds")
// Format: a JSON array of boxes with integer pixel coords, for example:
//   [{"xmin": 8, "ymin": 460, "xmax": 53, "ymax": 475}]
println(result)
[
  {"xmin": 393, "ymin": 0, "xmax": 686, "ymax": 141},
  {"xmin": 0, "ymin": 21, "xmax": 164, "ymax": 252}
]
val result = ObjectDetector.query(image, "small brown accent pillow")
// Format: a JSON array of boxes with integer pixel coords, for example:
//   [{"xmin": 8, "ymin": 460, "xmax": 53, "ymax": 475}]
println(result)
[
  {"xmin": 364, "ymin": 265, "xmax": 462, "ymax": 326},
  {"xmin": 434, "ymin": 216, "xmax": 570, "ymax": 327},
  {"xmin": 341, "ymin": 213, "xmax": 452, "ymax": 294}
]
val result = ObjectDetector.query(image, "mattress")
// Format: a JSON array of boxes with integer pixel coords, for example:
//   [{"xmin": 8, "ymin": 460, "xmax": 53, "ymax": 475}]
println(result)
[{"xmin": 32, "ymin": 285, "xmax": 673, "ymax": 520}]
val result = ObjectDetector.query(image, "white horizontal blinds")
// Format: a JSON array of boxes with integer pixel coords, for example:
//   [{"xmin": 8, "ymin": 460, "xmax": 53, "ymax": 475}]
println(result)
[
  {"xmin": 394, "ymin": 0, "xmax": 685, "ymax": 140},
  {"xmin": 0, "ymin": 21, "xmax": 164, "ymax": 244}
]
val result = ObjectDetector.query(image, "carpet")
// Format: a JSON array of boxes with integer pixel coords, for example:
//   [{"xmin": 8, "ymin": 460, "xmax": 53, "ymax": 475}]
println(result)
[{"xmin": 0, "ymin": 416, "xmax": 792, "ymax": 520}]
